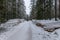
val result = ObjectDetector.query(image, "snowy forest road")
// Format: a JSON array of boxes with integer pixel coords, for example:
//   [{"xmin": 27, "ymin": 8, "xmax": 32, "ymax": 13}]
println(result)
[
  {"xmin": 0, "ymin": 21, "xmax": 60, "ymax": 40},
  {"xmin": 6, "ymin": 21, "xmax": 32, "ymax": 40},
  {"xmin": 0, "ymin": 21, "xmax": 32, "ymax": 40},
  {"xmin": 0, "ymin": 21, "xmax": 43, "ymax": 40}
]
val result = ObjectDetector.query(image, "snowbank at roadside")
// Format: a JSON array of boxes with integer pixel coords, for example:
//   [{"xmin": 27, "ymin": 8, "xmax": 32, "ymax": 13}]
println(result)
[
  {"xmin": 0, "ymin": 19, "xmax": 25, "ymax": 28},
  {"xmin": 0, "ymin": 19, "xmax": 26, "ymax": 36},
  {"xmin": 30, "ymin": 21, "xmax": 60, "ymax": 40},
  {"xmin": 32, "ymin": 20, "xmax": 60, "ymax": 30}
]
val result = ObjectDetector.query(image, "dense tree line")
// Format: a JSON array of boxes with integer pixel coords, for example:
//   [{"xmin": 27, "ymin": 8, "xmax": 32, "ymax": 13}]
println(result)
[
  {"xmin": 0, "ymin": 0, "xmax": 26, "ymax": 23},
  {"xmin": 30, "ymin": 0, "xmax": 60, "ymax": 21}
]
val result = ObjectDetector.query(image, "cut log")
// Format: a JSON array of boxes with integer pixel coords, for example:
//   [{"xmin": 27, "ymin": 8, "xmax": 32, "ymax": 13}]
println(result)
[{"xmin": 36, "ymin": 23, "xmax": 45, "ymax": 28}]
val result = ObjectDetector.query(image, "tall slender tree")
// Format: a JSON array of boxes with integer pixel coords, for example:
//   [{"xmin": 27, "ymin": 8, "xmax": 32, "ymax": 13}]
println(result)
[
  {"xmin": 59, "ymin": 0, "xmax": 60, "ymax": 19},
  {"xmin": 49, "ymin": 0, "xmax": 52, "ymax": 20},
  {"xmin": 42, "ymin": 0, "xmax": 45, "ymax": 19},
  {"xmin": 55, "ymin": 0, "xmax": 57, "ymax": 21}
]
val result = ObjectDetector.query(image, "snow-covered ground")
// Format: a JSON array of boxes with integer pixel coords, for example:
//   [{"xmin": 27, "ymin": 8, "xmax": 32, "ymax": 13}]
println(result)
[
  {"xmin": 0, "ymin": 19, "xmax": 60, "ymax": 40},
  {"xmin": 32, "ymin": 20, "xmax": 60, "ymax": 29},
  {"xmin": 30, "ymin": 21, "xmax": 60, "ymax": 40},
  {"xmin": 0, "ymin": 21, "xmax": 32, "ymax": 40},
  {"xmin": 31, "ymin": 20, "xmax": 60, "ymax": 40}
]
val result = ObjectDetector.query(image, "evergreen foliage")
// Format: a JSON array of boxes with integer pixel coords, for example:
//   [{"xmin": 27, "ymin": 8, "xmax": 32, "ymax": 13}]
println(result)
[{"xmin": 0, "ymin": 0, "xmax": 25, "ymax": 23}]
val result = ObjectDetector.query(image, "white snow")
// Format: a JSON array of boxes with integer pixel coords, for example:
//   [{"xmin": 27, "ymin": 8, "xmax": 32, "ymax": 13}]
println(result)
[
  {"xmin": 6, "ymin": 19, "xmax": 25, "ymax": 23},
  {"xmin": 0, "ymin": 21, "xmax": 32, "ymax": 40},
  {"xmin": 0, "ymin": 19, "xmax": 60, "ymax": 40},
  {"xmin": 30, "ymin": 21, "xmax": 60, "ymax": 40},
  {"xmin": 32, "ymin": 20, "xmax": 60, "ymax": 29}
]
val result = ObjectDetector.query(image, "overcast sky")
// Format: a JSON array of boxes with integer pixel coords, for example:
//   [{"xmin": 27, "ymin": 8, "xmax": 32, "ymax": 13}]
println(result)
[{"xmin": 24, "ymin": 0, "xmax": 31, "ymax": 15}]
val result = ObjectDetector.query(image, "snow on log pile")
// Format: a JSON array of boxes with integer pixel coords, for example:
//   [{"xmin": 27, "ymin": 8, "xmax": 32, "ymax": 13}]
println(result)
[
  {"xmin": 30, "ymin": 21, "xmax": 60, "ymax": 40},
  {"xmin": 32, "ymin": 20, "xmax": 60, "ymax": 32}
]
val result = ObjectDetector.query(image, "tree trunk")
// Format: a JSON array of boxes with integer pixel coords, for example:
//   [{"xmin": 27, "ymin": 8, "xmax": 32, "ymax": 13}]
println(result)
[
  {"xmin": 55, "ymin": 0, "xmax": 57, "ymax": 21},
  {"xmin": 43, "ymin": 0, "xmax": 45, "ymax": 19},
  {"xmin": 59, "ymin": 0, "xmax": 60, "ymax": 19},
  {"xmin": 49, "ymin": 0, "xmax": 52, "ymax": 20}
]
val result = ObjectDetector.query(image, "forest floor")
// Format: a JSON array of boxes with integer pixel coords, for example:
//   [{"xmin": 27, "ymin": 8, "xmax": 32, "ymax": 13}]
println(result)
[{"xmin": 0, "ymin": 19, "xmax": 60, "ymax": 40}]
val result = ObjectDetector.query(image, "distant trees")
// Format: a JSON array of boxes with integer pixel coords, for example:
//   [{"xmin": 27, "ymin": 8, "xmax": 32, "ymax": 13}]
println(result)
[{"xmin": 30, "ymin": 0, "xmax": 37, "ymax": 20}]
